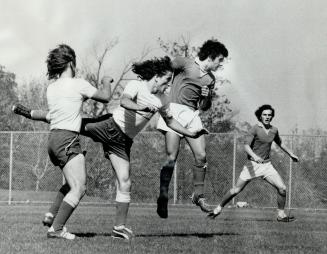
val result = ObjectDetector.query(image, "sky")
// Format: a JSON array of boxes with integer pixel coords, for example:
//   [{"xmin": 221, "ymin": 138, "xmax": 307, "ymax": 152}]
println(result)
[{"xmin": 1, "ymin": 0, "xmax": 327, "ymax": 134}]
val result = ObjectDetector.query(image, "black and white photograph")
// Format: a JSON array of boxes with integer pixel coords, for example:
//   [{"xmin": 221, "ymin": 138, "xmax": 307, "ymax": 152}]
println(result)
[{"xmin": 0, "ymin": 0, "xmax": 327, "ymax": 253}]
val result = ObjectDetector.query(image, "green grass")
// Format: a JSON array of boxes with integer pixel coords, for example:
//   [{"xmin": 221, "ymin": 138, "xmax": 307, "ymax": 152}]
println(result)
[{"xmin": 0, "ymin": 205, "xmax": 326, "ymax": 254}]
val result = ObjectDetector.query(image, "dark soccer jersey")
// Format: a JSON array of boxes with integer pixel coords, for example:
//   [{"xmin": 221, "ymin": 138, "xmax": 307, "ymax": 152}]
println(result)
[
  {"xmin": 168, "ymin": 57, "xmax": 215, "ymax": 110},
  {"xmin": 244, "ymin": 124, "xmax": 282, "ymax": 161}
]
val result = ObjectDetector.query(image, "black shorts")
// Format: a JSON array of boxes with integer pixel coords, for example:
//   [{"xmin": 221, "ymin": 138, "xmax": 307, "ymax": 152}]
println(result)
[
  {"xmin": 81, "ymin": 114, "xmax": 133, "ymax": 161},
  {"xmin": 48, "ymin": 129, "xmax": 82, "ymax": 169}
]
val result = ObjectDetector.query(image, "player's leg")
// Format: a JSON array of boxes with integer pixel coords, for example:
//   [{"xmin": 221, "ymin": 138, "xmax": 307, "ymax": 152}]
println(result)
[
  {"xmin": 185, "ymin": 135, "xmax": 211, "ymax": 213},
  {"xmin": 264, "ymin": 171, "xmax": 294, "ymax": 222},
  {"xmin": 109, "ymin": 153, "xmax": 134, "ymax": 240},
  {"xmin": 48, "ymin": 154, "xmax": 86, "ymax": 240},
  {"xmin": 157, "ymin": 131, "xmax": 181, "ymax": 218},
  {"xmin": 209, "ymin": 177, "xmax": 250, "ymax": 218},
  {"xmin": 42, "ymin": 183, "xmax": 70, "ymax": 227}
]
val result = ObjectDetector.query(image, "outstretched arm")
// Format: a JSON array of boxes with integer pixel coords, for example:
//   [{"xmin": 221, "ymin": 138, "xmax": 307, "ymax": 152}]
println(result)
[
  {"xmin": 12, "ymin": 104, "xmax": 50, "ymax": 123},
  {"xmin": 277, "ymin": 143, "xmax": 299, "ymax": 162},
  {"xmin": 90, "ymin": 76, "xmax": 114, "ymax": 103}
]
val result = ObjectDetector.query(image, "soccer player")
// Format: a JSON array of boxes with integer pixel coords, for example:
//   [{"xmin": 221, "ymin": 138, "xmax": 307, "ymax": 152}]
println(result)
[
  {"xmin": 26, "ymin": 44, "xmax": 112, "ymax": 240},
  {"xmin": 208, "ymin": 104, "xmax": 299, "ymax": 222},
  {"xmin": 156, "ymin": 39, "xmax": 229, "ymax": 218},
  {"xmin": 13, "ymin": 56, "xmax": 208, "ymax": 240}
]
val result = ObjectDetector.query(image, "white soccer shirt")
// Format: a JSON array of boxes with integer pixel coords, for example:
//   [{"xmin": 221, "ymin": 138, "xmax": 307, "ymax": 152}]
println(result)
[
  {"xmin": 113, "ymin": 80, "xmax": 169, "ymax": 139},
  {"xmin": 47, "ymin": 77, "xmax": 97, "ymax": 132}
]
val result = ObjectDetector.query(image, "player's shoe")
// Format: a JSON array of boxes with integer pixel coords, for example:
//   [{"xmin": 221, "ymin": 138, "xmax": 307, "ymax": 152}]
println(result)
[
  {"xmin": 12, "ymin": 104, "xmax": 32, "ymax": 119},
  {"xmin": 112, "ymin": 225, "xmax": 134, "ymax": 240},
  {"xmin": 42, "ymin": 212, "xmax": 54, "ymax": 227},
  {"xmin": 156, "ymin": 196, "xmax": 168, "ymax": 218},
  {"xmin": 191, "ymin": 193, "xmax": 211, "ymax": 213},
  {"xmin": 47, "ymin": 226, "xmax": 75, "ymax": 240},
  {"xmin": 207, "ymin": 205, "xmax": 222, "ymax": 219},
  {"xmin": 277, "ymin": 215, "xmax": 295, "ymax": 222}
]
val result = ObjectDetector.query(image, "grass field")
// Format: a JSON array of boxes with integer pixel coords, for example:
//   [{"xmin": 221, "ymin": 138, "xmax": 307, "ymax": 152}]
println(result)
[{"xmin": 0, "ymin": 205, "xmax": 326, "ymax": 254}]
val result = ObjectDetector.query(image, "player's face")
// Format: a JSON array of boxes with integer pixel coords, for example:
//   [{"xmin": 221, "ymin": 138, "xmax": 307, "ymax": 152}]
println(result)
[
  {"xmin": 208, "ymin": 55, "xmax": 225, "ymax": 72},
  {"xmin": 260, "ymin": 109, "xmax": 273, "ymax": 125},
  {"xmin": 152, "ymin": 72, "xmax": 172, "ymax": 94}
]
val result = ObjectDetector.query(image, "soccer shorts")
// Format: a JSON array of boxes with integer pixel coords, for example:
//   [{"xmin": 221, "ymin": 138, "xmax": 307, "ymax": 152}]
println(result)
[
  {"xmin": 156, "ymin": 103, "xmax": 203, "ymax": 137},
  {"xmin": 239, "ymin": 160, "xmax": 280, "ymax": 181},
  {"xmin": 48, "ymin": 129, "xmax": 82, "ymax": 169},
  {"xmin": 82, "ymin": 115, "xmax": 133, "ymax": 161}
]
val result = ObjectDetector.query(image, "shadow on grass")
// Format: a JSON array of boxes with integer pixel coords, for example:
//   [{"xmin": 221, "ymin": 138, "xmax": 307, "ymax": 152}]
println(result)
[{"xmin": 74, "ymin": 232, "xmax": 239, "ymax": 238}]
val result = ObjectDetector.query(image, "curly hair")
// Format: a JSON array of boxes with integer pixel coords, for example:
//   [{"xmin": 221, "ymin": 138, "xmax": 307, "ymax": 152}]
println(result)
[
  {"xmin": 254, "ymin": 104, "xmax": 275, "ymax": 121},
  {"xmin": 132, "ymin": 56, "xmax": 172, "ymax": 81},
  {"xmin": 46, "ymin": 44, "xmax": 76, "ymax": 80},
  {"xmin": 198, "ymin": 39, "xmax": 228, "ymax": 61}
]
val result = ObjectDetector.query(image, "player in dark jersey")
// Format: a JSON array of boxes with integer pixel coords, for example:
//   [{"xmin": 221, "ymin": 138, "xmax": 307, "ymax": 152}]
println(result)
[
  {"xmin": 156, "ymin": 39, "xmax": 229, "ymax": 218},
  {"xmin": 208, "ymin": 104, "xmax": 299, "ymax": 222}
]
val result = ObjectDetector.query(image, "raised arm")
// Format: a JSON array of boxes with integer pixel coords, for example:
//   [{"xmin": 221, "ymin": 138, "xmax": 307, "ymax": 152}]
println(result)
[{"xmin": 90, "ymin": 76, "xmax": 114, "ymax": 103}]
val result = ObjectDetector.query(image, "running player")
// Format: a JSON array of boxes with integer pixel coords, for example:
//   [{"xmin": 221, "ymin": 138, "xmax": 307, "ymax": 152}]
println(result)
[
  {"xmin": 34, "ymin": 44, "xmax": 112, "ymax": 240},
  {"xmin": 208, "ymin": 104, "xmax": 299, "ymax": 222},
  {"xmin": 156, "ymin": 39, "xmax": 229, "ymax": 218},
  {"xmin": 13, "ymin": 56, "xmax": 208, "ymax": 240}
]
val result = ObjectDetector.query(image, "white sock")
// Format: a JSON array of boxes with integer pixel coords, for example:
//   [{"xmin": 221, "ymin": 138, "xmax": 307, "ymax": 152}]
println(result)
[{"xmin": 277, "ymin": 209, "xmax": 286, "ymax": 218}]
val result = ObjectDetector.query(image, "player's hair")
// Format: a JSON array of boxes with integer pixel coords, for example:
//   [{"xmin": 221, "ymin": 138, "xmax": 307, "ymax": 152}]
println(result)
[
  {"xmin": 46, "ymin": 44, "xmax": 76, "ymax": 80},
  {"xmin": 255, "ymin": 104, "xmax": 275, "ymax": 121},
  {"xmin": 198, "ymin": 39, "xmax": 228, "ymax": 61},
  {"xmin": 132, "ymin": 56, "xmax": 173, "ymax": 81}
]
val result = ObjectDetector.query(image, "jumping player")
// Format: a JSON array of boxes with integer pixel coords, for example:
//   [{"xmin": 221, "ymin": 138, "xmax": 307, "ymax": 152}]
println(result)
[
  {"xmin": 28, "ymin": 44, "xmax": 112, "ymax": 240},
  {"xmin": 156, "ymin": 39, "xmax": 229, "ymax": 218},
  {"xmin": 208, "ymin": 104, "xmax": 299, "ymax": 222},
  {"xmin": 13, "ymin": 56, "xmax": 208, "ymax": 240}
]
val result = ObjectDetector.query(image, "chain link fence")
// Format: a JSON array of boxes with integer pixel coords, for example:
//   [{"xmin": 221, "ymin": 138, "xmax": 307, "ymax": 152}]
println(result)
[{"xmin": 0, "ymin": 131, "xmax": 327, "ymax": 210}]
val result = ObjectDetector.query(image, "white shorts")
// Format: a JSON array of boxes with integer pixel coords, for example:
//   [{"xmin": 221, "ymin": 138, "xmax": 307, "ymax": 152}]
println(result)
[
  {"xmin": 157, "ymin": 103, "xmax": 203, "ymax": 137},
  {"xmin": 239, "ymin": 160, "xmax": 280, "ymax": 182}
]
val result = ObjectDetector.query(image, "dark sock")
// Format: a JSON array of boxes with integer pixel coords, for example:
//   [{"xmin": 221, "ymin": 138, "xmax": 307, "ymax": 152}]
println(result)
[
  {"xmin": 115, "ymin": 202, "xmax": 130, "ymax": 227},
  {"xmin": 52, "ymin": 201, "xmax": 75, "ymax": 231},
  {"xmin": 193, "ymin": 165, "xmax": 206, "ymax": 195},
  {"xmin": 159, "ymin": 163, "xmax": 175, "ymax": 199},
  {"xmin": 49, "ymin": 184, "xmax": 70, "ymax": 216}
]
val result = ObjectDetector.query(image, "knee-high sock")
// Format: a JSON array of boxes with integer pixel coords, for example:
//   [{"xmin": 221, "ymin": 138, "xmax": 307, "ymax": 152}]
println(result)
[
  {"xmin": 49, "ymin": 184, "xmax": 70, "ymax": 217},
  {"xmin": 193, "ymin": 163, "xmax": 207, "ymax": 195},
  {"xmin": 115, "ymin": 202, "xmax": 130, "ymax": 227},
  {"xmin": 159, "ymin": 161, "xmax": 175, "ymax": 199}
]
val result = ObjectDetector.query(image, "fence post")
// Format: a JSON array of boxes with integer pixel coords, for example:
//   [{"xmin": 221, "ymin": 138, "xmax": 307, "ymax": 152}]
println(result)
[
  {"xmin": 287, "ymin": 135, "xmax": 294, "ymax": 211},
  {"xmin": 8, "ymin": 132, "xmax": 13, "ymax": 205},
  {"xmin": 232, "ymin": 133, "xmax": 237, "ymax": 205},
  {"xmin": 173, "ymin": 162, "xmax": 178, "ymax": 204}
]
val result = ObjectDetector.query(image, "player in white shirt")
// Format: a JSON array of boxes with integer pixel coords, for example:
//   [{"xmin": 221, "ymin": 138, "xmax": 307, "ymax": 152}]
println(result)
[
  {"xmin": 13, "ymin": 56, "xmax": 208, "ymax": 240},
  {"xmin": 13, "ymin": 44, "xmax": 113, "ymax": 240}
]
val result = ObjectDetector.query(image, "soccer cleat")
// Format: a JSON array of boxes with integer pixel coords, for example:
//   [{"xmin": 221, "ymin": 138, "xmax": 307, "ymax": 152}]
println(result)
[
  {"xmin": 42, "ymin": 212, "xmax": 54, "ymax": 227},
  {"xmin": 277, "ymin": 215, "xmax": 296, "ymax": 222},
  {"xmin": 112, "ymin": 225, "xmax": 134, "ymax": 240},
  {"xmin": 47, "ymin": 226, "xmax": 75, "ymax": 240},
  {"xmin": 207, "ymin": 205, "xmax": 222, "ymax": 219},
  {"xmin": 156, "ymin": 196, "xmax": 168, "ymax": 219},
  {"xmin": 12, "ymin": 104, "xmax": 32, "ymax": 119},
  {"xmin": 191, "ymin": 193, "xmax": 211, "ymax": 213}
]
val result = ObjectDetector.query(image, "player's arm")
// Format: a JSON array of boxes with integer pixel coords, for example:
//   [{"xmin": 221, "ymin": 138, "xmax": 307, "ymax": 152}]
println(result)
[
  {"xmin": 120, "ymin": 94, "xmax": 156, "ymax": 113},
  {"xmin": 158, "ymin": 104, "xmax": 208, "ymax": 138},
  {"xmin": 199, "ymin": 86, "xmax": 213, "ymax": 111},
  {"xmin": 244, "ymin": 144, "xmax": 264, "ymax": 163},
  {"xmin": 12, "ymin": 104, "xmax": 50, "ymax": 123},
  {"xmin": 274, "ymin": 132, "xmax": 299, "ymax": 162},
  {"xmin": 89, "ymin": 76, "xmax": 114, "ymax": 103},
  {"xmin": 243, "ymin": 126, "xmax": 264, "ymax": 163}
]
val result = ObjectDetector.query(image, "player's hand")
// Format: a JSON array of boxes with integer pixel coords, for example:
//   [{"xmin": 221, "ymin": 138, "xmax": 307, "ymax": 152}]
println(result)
[
  {"xmin": 291, "ymin": 155, "xmax": 299, "ymax": 162},
  {"xmin": 190, "ymin": 128, "xmax": 209, "ymax": 138},
  {"xmin": 101, "ymin": 76, "xmax": 114, "ymax": 85},
  {"xmin": 201, "ymin": 86, "xmax": 210, "ymax": 97},
  {"xmin": 142, "ymin": 105, "xmax": 157, "ymax": 113},
  {"xmin": 253, "ymin": 155, "xmax": 264, "ymax": 163}
]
